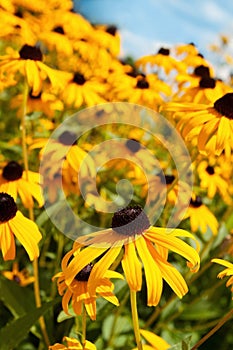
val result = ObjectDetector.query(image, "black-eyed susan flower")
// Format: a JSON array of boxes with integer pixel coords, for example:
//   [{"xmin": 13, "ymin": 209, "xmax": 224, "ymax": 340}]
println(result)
[
  {"xmin": 212, "ymin": 258, "xmax": 233, "ymax": 297},
  {"xmin": 162, "ymin": 92, "xmax": 233, "ymax": 156},
  {"xmin": 49, "ymin": 336, "xmax": 96, "ymax": 350},
  {"xmin": 197, "ymin": 160, "xmax": 232, "ymax": 204},
  {"xmin": 54, "ymin": 251, "xmax": 123, "ymax": 320},
  {"xmin": 182, "ymin": 195, "xmax": 218, "ymax": 235},
  {"xmin": 0, "ymin": 44, "xmax": 71, "ymax": 95},
  {"xmin": 63, "ymin": 205, "xmax": 200, "ymax": 307},
  {"xmin": 0, "ymin": 161, "xmax": 44, "ymax": 209},
  {"xmin": 132, "ymin": 329, "xmax": 170, "ymax": 350},
  {"xmin": 11, "ymin": 89, "xmax": 63, "ymax": 119},
  {"xmin": 61, "ymin": 72, "xmax": 106, "ymax": 108},
  {"xmin": 177, "ymin": 76, "xmax": 230, "ymax": 104},
  {"xmin": 92, "ymin": 24, "xmax": 120, "ymax": 56},
  {"xmin": 136, "ymin": 47, "xmax": 186, "ymax": 75},
  {"xmin": 0, "ymin": 192, "xmax": 42, "ymax": 260},
  {"xmin": 110, "ymin": 72, "xmax": 171, "ymax": 109},
  {"xmin": 2, "ymin": 261, "xmax": 35, "ymax": 286},
  {"xmin": 38, "ymin": 131, "xmax": 95, "ymax": 180}
]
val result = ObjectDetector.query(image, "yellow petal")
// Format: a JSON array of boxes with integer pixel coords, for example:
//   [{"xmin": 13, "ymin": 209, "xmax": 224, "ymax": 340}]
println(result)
[
  {"xmin": 146, "ymin": 240, "xmax": 188, "ymax": 298},
  {"xmin": 88, "ymin": 245, "xmax": 122, "ymax": 296},
  {"xmin": 140, "ymin": 329, "xmax": 170, "ymax": 349},
  {"xmin": 146, "ymin": 228, "xmax": 200, "ymax": 272},
  {"xmin": 122, "ymin": 240, "xmax": 142, "ymax": 292},
  {"xmin": 0, "ymin": 223, "xmax": 15, "ymax": 260},
  {"xmin": 64, "ymin": 245, "xmax": 108, "ymax": 286},
  {"xmin": 25, "ymin": 60, "xmax": 42, "ymax": 95},
  {"xmin": 9, "ymin": 211, "xmax": 42, "ymax": 260},
  {"xmin": 135, "ymin": 236, "xmax": 163, "ymax": 306}
]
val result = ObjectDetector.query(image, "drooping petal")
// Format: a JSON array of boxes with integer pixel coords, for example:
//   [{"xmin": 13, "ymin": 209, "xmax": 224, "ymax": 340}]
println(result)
[
  {"xmin": 145, "ymin": 228, "xmax": 200, "ymax": 272},
  {"xmin": 25, "ymin": 60, "xmax": 42, "ymax": 95},
  {"xmin": 122, "ymin": 239, "xmax": 142, "ymax": 292},
  {"xmin": 212, "ymin": 258, "xmax": 233, "ymax": 269},
  {"xmin": 88, "ymin": 245, "xmax": 122, "ymax": 296},
  {"xmin": 146, "ymin": 239, "xmax": 188, "ymax": 298},
  {"xmin": 9, "ymin": 211, "xmax": 42, "ymax": 260},
  {"xmin": 0, "ymin": 222, "xmax": 15, "ymax": 260},
  {"xmin": 140, "ymin": 329, "xmax": 170, "ymax": 350},
  {"xmin": 216, "ymin": 117, "xmax": 230, "ymax": 153},
  {"xmin": 135, "ymin": 236, "xmax": 163, "ymax": 306},
  {"xmin": 64, "ymin": 245, "xmax": 108, "ymax": 285}
]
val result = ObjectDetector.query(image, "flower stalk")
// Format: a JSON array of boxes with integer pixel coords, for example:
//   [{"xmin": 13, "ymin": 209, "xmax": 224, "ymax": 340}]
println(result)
[
  {"xmin": 21, "ymin": 80, "xmax": 50, "ymax": 347},
  {"xmin": 130, "ymin": 290, "xmax": 143, "ymax": 350}
]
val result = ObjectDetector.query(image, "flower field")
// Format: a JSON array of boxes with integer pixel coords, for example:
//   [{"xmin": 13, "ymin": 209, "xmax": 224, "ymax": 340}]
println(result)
[{"xmin": 0, "ymin": 1, "xmax": 233, "ymax": 349}]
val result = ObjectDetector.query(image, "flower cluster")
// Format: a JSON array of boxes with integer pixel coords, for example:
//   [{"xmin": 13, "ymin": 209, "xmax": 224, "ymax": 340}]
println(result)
[{"xmin": 0, "ymin": 1, "xmax": 233, "ymax": 350}]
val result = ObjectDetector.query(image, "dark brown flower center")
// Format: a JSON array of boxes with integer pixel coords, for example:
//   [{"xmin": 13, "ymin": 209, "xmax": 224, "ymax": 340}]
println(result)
[
  {"xmin": 75, "ymin": 263, "xmax": 93, "ymax": 281},
  {"xmin": 190, "ymin": 196, "xmax": 202, "ymax": 208},
  {"xmin": 58, "ymin": 131, "xmax": 77, "ymax": 145},
  {"xmin": 13, "ymin": 274, "xmax": 21, "ymax": 284},
  {"xmin": 0, "ymin": 193, "xmax": 18, "ymax": 222},
  {"xmin": 125, "ymin": 139, "xmax": 141, "ymax": 153},
  {"xmin": 106, "ymin": 25, "xmax": 117, "ymax": 36},
  {"xmin": 193, "ymin": 65, "xmax": 210, "ymax": 78},
  {"xmin": 213, "ymin": 93, "xmax": 233, "ymax": 119},
  {"xmin": 53, "ymin": 26, "xmax": 65, "ymax": 34},
  {"xmin": 164, "ymin": 174, "xmax": 175, "ymax": 185},
  {"xmin": 96, "ymin": 109, "xmax": 105, "ymax": 118},
  {"xmin": 206, "ymin": 165, "xmax": 215, "ymax": 175},
  {"xmin": 136, "ymin": 78, "xmax": 149, "ymax": 89},
  {"xmin": 199, "ymin": 77, "xmax": 216, "ymax": 89},
  {"xmin": 111, "ymin": 205, "xmax": 150, "ymax": 236},
  {"xmin": 73, "ymin": 73, "xmax": 86, "ymax": 85},
  {"xmin": 19, "ymin": 44, "xmax": 43, "ymax": 61},
  {"xmin": 158, "ymin": 47, "xmax": 170, "ymax": 56},
  {"xmin": 2, "ymin": 161, "xmax": 23, "ymax": 181},
  {"xmin": 29, "ymin": 90, "xmax": 42, "ymax": 99}
]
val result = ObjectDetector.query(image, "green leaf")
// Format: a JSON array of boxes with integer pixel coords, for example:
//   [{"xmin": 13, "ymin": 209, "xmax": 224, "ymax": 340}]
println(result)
[
  {"xmin": 102, "ymin": 314, "xmax": 132, "ymax": 341},
  {"xmin": 180, "ymin": 299, "xmax": 221, "ymax": 320},
  {"xmin": 0, "ymin": 276, "xmax": 34, "ymax": 317},
  {"xmin": 0, "ymin": 299, "xmax": 58, "ymax": 350},
  {"xmin": 168, "ymin": 336, "xmax": 192, "ymax": 350}
]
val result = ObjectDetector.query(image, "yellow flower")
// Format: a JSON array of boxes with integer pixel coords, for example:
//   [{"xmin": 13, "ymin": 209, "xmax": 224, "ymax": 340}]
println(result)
[
  {"xmin": 176, "ymin": 77, "xmax": 229, "ymax": 104},
  {"xmin": 197, "ymin": 160, "xmax": 232, "ymax": 204},
  {"xmin": 183, "ymin": 195, "xmax": 218, "ymax": 235},
  {"xmin": 63, "ymin": 205, "xmax": 200, "ymax": 307},
  {"xmin": 38, "ymin": 131, "xmax": 95, "ymax": 179},
  {"xmin": 110, "ymin": 72, "xmax": 171, "ymax": 109},
  {"xmin": 54, "ymin": 252, "xmax": 123, "ymax": 320},
  {"xmin": 11, "ymin": 89, "xmax": 63, "ymax": 119},
  {"xmin": 91, "ymin": 25, "xmax": 120, "ymax": 57},
  {"xmin": 132, "ymin": 329, "xmax": 170, "ymax": 350},
  {"xmin": 0, "ymin": 44, "xmax": 71, "ymax": 95},
  {"xmin": 2, "ymin": 262, "xmax": 35, "ymax": 286},
  {"xmin": 0, "ymin": 192, "xmax": 42, "ymax": 260},
  {"xmin": 162, "ymin": 93, "xmax": 233, "ymax": 156},
  {"xmin": 136, "ymin": 47, "xmax": 186, "ymax": 75},
  {"xmin": 212, "ymin": 258, "xmax": 233, "ymax": 297},
  {"xmin": 0, "ymin": 9, "xmax": 36, "ymax": 46},
  {"xmin": 61, "ymin": 72, "xmax": 106, "ymax": 108},
  {"xmin": 0, "ymin": 161, "xmax": 44, "ymax": 209},
  {"xmin": 49, "ymin": 336, "xmax": 96, "ymax": 350}
]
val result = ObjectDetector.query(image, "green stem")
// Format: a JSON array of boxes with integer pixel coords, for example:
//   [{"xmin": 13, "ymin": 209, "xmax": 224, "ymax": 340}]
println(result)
[
  {"xmin": 50, "ymin": 233, "xmax": 64, "ymax": 299},
  {"xmin": 21, "ymin": 81, "xmax": 50, "ymax": 347},
  {"xmin": 130, "ymin": 290, "xmax": 143, "ymax": 350},
  {"xmin": 107, "ymin": 289, "xmax": 129, "ymax": 348},
  {"xmin": 82, "ymin": 305, "xmax": 87, "ymax": 346},
  {"xmin": 191, "ymin": 308, "xmax": 233, "ymax": 350}
]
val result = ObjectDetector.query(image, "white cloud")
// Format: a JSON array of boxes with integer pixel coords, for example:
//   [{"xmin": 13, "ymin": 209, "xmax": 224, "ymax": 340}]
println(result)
[
  {"xmin": 201, "ymin": 1, "xmax": 232, "ymax": 23},
  {"xmin": 119, "ymin": 29, "xmax": 171, "ymax": 58}
]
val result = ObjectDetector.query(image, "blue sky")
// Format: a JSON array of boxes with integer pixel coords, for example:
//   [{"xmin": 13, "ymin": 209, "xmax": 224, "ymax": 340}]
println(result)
[{"xmin": 74, "ymin": 0, "xmax": 233, "ymax": 67}]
